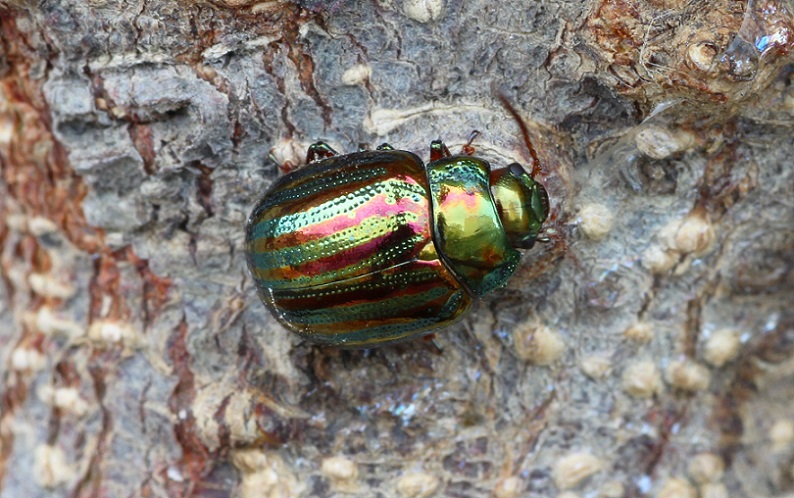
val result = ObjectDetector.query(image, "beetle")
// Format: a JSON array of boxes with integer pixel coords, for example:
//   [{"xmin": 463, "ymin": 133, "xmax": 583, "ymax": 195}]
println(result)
[{"xmin": 245, "ymin": 135, "xmax": 549, "ymax": 348}]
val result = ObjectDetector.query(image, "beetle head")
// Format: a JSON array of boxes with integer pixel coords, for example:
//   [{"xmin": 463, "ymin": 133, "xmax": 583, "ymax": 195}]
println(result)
[{"xmin": 490, "ymin": 163, "xmax": 549, "ymax": 249}]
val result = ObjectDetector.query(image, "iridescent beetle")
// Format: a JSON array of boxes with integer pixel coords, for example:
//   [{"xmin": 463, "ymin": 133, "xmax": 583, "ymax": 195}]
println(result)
[{"xmin": 245, "ymin": 132, "xmax": 549, "ymax": 348}]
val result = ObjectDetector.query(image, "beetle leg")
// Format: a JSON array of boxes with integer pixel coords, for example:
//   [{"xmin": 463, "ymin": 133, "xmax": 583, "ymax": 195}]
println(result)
[
  {"xmin": 268, "ymin": 152, "xmax": 297, "ymax": 174},
  {"xmin": 422, "ymin": 334, "xmax": 444, "ymax": 354},
  {"xmin": 376, "ymin": 143, "xmax": 395, "ymax": 151},
  {"xmin": 461, "ymin": 130, "xmax": 480, "ymax": 156},
  {"xmin": 306, "ymin": 141, "xmax": 338, "ymax": 163},
  {"xmin": 278, "ymin": 160, "xmax": 296, "ymax": 174},
  {"xmin": 429, "ymin": 140, "xmax": 451, "ymax": 162}
]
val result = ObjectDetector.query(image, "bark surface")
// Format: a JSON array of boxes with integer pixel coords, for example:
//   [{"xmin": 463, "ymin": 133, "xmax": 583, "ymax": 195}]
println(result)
[{"xmin": 1, "ymin": 1, "xmax": 794, "ymax": 497}]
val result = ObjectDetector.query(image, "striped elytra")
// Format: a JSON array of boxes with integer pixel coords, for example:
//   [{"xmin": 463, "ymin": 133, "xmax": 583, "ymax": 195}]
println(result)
[{"xmin": 245, "ymin": 141, "xmax": 549, "ymax": 348}]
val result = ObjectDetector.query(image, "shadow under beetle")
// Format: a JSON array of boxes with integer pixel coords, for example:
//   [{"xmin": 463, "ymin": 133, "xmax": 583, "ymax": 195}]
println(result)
[{"xmin": 245, "ymin": 135, "xmax": 549, "ymax": 348}]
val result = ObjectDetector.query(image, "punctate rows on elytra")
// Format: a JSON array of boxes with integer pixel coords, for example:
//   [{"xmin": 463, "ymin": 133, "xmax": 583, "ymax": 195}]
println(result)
[{"xmin": 245, "ymin": 139, "xmax": 549, "ymax": 348}]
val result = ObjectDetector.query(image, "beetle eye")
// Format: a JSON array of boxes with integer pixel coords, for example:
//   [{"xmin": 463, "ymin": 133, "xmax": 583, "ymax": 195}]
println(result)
[
  {"xmin": 536, "ymin": 183, "xmax": 550, "ymax": 220},
  {"xmin": 508, "ymin": 163, "xmax": 526, "ymax": 177},
  {"xmin": 517, "ymin": 237, "xmax": 536, "ymax": 250}
]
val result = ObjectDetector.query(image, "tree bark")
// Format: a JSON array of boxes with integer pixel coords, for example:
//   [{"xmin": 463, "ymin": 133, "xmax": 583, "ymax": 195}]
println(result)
[{"xmin": 1, "ymin": 0, "xmax": 794, "ymax": 497}]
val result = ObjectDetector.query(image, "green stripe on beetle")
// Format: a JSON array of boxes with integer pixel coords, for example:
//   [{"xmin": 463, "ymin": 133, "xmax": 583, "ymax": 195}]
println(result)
[{"xmin": 244, "ymin": 140, "xmax": 550, "ymax": 347}]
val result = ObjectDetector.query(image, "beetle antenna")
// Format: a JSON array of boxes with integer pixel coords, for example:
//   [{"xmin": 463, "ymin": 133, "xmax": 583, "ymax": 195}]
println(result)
[{"xmin": 497, "ymin": 92, "xmax": 542, "ymax": 178}]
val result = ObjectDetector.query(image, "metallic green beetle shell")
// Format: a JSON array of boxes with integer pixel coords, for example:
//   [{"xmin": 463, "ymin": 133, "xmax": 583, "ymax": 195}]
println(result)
[
  {"xmin": 427, "ymin": 156, "xmax": 521, "ymax": 297},
  {"xmin": 245, "ymin": 143, "xmax": 548, "ymax": 347}
]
